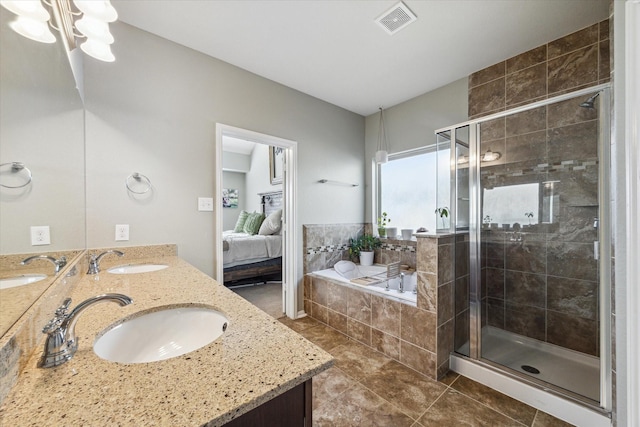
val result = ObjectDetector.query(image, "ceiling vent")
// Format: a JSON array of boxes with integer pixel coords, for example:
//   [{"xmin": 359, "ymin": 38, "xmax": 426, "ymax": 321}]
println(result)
[{"xmin": 375, "ymin": 1, "xmax": 417, "ymax": 35}]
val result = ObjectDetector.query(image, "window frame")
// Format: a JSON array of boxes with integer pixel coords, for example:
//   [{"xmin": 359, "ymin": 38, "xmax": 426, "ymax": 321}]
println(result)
[{"xmin": 372, "ymin": 144, "xmax": 439, "ymax": 235}]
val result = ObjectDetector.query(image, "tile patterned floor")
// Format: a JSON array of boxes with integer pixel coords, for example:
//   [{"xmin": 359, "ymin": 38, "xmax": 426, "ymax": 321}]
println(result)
[
  {"xmin": 279, "ymin": 317, "xmax": 576, "ymax": 427},
  {"xmin": 234, "ymin": 283, "xmax": 575, "ymax": 426}
]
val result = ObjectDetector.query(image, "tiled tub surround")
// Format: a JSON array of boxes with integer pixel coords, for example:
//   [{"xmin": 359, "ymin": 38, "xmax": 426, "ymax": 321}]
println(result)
[
  {"xmin": 0, "ymin": 247, "xmax": 333, "ymax": 425},
  {"xmin": 468, "ymin": 19, "xmax": 610, "ymax": 119},
  {"xmin": 311, "ymin": 265, "xmax": 418, "ymax": 304},
  {"xmin": 303, "ymin": 223, "xmax": 417, "ymax": 274},
  {"xmin": 305, "ymin": 232, "xmax": 460, "ymax": 381}
]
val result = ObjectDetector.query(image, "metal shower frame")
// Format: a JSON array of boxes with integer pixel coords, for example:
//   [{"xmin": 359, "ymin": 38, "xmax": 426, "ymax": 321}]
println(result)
[{"xmin": 435, "ymin": 83, "xmax": 612, "ymax": 411}]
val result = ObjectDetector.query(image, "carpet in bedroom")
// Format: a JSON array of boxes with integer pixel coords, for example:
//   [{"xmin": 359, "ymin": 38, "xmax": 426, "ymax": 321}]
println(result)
[{"xmin": 231, "ymin": 281, "xmax": 284, "ymax": 319}]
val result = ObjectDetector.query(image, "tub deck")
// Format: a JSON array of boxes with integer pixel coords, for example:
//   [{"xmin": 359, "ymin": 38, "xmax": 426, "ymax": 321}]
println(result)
[{"xmin": 310, "ymin": 264, "xmax": 417, "ymax": 305}]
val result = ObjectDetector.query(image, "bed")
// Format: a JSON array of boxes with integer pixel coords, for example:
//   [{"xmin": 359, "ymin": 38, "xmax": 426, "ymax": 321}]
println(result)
[{"xmin": 223, "ymin": 191, "xmax": 283, "ymax": 287}]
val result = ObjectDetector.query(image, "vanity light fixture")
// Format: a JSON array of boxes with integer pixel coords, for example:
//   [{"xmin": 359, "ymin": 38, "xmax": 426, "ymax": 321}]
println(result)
[
  {"xmin": 375, "ymin": 107, "xmax": 390, "ymax": 164},
  {"xmin": 481, "ymin": 149, "xmax": 501, "ymax": 162},
  {"xmin": 457, "ymin": 155, "xmax": 469, "ymax": 165},
  {"xmin": 0, "ymin": 0, "xmax": 118, "ymax": 62}
]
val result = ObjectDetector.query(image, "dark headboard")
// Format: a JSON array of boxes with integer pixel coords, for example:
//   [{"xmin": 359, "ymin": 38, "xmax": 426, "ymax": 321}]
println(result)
[{"xmin": 259, "ymin": 191, "xmax": 283, "ymax": 216}]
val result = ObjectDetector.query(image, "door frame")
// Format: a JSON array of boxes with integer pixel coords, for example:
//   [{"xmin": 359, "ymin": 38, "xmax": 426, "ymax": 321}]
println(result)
[{"xmin": 215, "ymin": 124, "xmax": 298, "ymax": 318}]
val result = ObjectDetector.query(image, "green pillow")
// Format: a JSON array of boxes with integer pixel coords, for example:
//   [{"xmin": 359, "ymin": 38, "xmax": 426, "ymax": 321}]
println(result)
[
  {"xmin": 243, "ymin": 212, "xmax": 265, "ymax": 235},
  {"xmin": 233, "ymin": 210, "xmax": 250, "ymax": 232}
]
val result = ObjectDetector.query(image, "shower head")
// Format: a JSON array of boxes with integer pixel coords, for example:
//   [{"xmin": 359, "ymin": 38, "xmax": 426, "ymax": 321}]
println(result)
[{"xmin": 580, "ymin": 92, "xmax": 600, "ymax": 109}]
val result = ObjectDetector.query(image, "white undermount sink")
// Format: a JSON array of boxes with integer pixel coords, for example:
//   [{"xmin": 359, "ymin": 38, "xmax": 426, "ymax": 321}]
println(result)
[
  {"xmin": 0, "ymin": 274, "xmax": 47, "ymax": 290},
  {"xmin": 107, "ymin": 264, "xmax": 168, "ymax": 274},
  {"xmin": 93, "ymin": 306, "xmax": 228, "ymax": 363}
]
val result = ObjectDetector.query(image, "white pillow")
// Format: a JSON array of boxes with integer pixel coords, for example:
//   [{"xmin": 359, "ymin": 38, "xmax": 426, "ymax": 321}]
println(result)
[{"xmin": 258, "ymin": 209, "xmax": 282, "ymax": 235}]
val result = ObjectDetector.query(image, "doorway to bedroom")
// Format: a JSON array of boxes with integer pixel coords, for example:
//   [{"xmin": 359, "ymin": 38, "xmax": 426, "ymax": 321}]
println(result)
[{"xmin": 215, "ymin": 124, "xmax": 298, "ymax": 319}]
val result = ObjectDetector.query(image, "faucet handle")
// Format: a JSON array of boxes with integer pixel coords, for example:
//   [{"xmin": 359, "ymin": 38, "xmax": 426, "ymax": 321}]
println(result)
[
  {"xmin": 42, "ymin": 317, "xmax": 63, "ymax": 334},
  {"xmin": 43, "ymin": 298, "xmax": 72, "ymax": 333},
  {"xmin": 55, "ymin": 298, "xmax": 72, "ymax": 316}
]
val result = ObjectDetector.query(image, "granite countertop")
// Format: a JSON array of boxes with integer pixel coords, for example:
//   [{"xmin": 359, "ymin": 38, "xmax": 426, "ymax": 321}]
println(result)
[{"xmin": 0, "ymin": 256, "xmax": 333, "ymax": 426}]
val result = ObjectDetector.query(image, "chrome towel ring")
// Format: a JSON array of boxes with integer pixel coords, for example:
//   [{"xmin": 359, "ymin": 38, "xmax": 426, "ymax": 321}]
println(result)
[
  {"xmin": 0, "ymin": 162, "xmax": 33, "ymax": 188},
  {"xmin": 125, "ymin": 172, "xmax": 151, "ymax": 194}
]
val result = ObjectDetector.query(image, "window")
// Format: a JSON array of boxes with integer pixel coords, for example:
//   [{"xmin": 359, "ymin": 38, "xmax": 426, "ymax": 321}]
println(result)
[
  {"xmin": 377, "ymin": 146, "xmax": 449, "ymax": 233},
  {"xmin": 483, "ymin": 183, "xmax": 539, "ymax": 226}
]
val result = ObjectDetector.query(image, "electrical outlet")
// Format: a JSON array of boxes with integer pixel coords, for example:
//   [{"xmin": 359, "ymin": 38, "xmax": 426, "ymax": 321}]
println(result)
[
  {"xmin": 30, "ymin": 226, "xmax": 51, "ymax": 246},
  {"xmin": 115, "ymin": 224, "xmax": 129, "ymax": 241},
  {"xmin": 198, "ymin": 197, "xmax": 214, "ymax": 212}
]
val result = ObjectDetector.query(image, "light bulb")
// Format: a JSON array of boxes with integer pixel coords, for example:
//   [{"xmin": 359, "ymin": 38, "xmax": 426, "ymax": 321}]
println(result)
[
  {"xmin": 80, "ymin": 39, "xmax": 115, "ymax": 62},
  {"xmin": 481, "ymin": 150, "xmax": 501, "ymax": 162},
  {"xmin": 9, "ymin": 16, "xmax": 56, "ymax": 43},
  {"xmin": 75, "ymin": 16, "xmax": 114, "ymax": 44},
  {"xmin": 375, "ymin": 150, "xmax": 388, "ymax": 164},
  {"xmin": 73, "ymin": 0, "xmax": 117, "ymax": 22},
  {"xmin": 0, "ymin": 1, "xmax": 50, "ymax": 21}
]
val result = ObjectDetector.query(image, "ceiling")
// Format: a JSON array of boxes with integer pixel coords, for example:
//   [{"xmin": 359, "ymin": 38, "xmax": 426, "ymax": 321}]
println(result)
[
  {"xmin": 112, "ymin": 0, "xmax": 609, "ymax": 117},
  {"xmin": 223, "ymin": 136, "xmax": 256, "ymax": 155}
]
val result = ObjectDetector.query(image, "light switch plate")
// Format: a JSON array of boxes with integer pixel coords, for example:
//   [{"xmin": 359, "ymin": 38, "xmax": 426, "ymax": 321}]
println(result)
[
  {"xmin": 198, "ymin": 197, "xmax": 214, "ymax": 211},
  {"xmin": 115, "ymin": 224, "xmax": 129, "ymax": 241},
  {"xmin": 31, "ymin": 226, "xmax": 51, "ymax": 246}
]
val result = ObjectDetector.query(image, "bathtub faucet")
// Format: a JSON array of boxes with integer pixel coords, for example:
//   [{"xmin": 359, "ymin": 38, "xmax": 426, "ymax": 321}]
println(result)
[{"xmin": 399, "ymin": 272, "xmax": 405, "ymax": 293}]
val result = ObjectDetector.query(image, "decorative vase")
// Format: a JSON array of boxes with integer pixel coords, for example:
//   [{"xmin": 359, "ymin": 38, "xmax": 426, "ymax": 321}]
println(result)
[
  {"xmin": 378, "ymin": 227, "xmax": 386, "ymax": 238},
  {"xmin": 359, "ymin": 251, "xmax": 374, "ymax": 266},
  {"xmin": 385, "ymin": 227, "xmax": 397, "ymax": 239},
  {"xmin": 401, "ymin": 229, "xmax": 413, "ymax": 240}
]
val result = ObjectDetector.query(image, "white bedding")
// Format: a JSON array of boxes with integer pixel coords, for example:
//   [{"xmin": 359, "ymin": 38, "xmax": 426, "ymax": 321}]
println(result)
[{"xmin": 222, "ymin": 231, "xmax": 282, "ymax": 267}]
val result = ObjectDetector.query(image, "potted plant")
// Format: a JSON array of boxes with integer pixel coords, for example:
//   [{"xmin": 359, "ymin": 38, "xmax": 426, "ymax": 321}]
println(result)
[
  {"xmin": 348, "ymin": 233, "xmax": 381, "ymax": 266},
  {"xmin": 377, "ymin": 212, "xmax": 390, "ymax": 237},
  {"xmin": 524, "ymin": 212, "xmax": 534, "ymax": 226},
  {"xmin": 435, "ymin": 206, "xmax": 449, "ymax": 230}
]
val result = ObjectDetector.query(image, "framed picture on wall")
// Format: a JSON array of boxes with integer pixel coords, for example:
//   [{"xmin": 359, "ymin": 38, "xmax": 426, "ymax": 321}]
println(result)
[
  {"xmin": 269, "ymin": 146, "xmax": 284, "ymax": 185},
  {"xmin": 222, "ymin": 188, "xmax": 238, "ymax": 208}
]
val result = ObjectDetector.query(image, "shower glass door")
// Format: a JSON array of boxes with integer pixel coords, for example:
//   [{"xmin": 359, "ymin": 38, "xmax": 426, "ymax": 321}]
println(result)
[{"xmin": 448, "ymin": 86, "xmax": 611, "ymax": 408}]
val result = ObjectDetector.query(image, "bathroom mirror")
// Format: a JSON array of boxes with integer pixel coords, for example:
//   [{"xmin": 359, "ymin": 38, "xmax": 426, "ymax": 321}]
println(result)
[{"xmin": 0, "ymin": 8, "xmax": 86, "ymax": 337}]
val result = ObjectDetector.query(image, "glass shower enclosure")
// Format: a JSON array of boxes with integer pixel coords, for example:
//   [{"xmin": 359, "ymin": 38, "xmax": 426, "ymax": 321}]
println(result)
[{"xmin": 437, "ymin": 85, "xmax": 611, "ymax": 411}]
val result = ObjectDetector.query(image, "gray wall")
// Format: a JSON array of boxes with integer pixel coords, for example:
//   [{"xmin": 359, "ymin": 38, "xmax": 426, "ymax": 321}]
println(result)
[
  {"xmin": 0, "ymin": 6, "xmax": 85, "ymax": 254},
  {"xmin": 84, "ymin": 21, "xmax": 365, "ymax": 278},
  {"xmin": 363, "ymin": 79, "xmax": 469, "ymax": 223},
  {"xmin": 222, "ymin": 171, "xmax": 245, "ymax": 231}
]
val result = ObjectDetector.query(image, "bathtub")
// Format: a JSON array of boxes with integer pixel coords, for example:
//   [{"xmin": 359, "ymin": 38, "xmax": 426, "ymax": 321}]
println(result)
[{"xmin": 310, "ymin": 264, "xmax": 417, "ymax": 305}]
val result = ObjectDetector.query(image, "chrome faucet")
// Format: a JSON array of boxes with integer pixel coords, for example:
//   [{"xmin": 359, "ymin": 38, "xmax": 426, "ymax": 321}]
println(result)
[
  {"xmin": 21, "ymin": 255, "xmax": 67, "ymax": 274},
  {"xmin": 38, "ymin": 293, "xmax": 133, "ymax": 368},
  {"xmin": 87, "ymin": 250, "xmax": 124, "ymax": 274},
  {"xmin": 398, "ymin": 272, "xmax": 405, "ymax": 293}
]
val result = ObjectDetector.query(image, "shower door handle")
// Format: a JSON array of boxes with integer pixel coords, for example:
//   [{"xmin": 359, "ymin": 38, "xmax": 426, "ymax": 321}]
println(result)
[{"xmin": 594, "ymin": 241, "xmax": 599, "ymax": 260}]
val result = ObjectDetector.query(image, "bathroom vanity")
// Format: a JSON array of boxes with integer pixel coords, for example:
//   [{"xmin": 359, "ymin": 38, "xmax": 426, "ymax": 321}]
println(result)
[{"xmin": 0, "ymin": 251, "xmax": 332, "ymax": 426}]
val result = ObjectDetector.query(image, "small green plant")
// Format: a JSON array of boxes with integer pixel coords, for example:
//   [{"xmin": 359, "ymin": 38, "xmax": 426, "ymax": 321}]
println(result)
[
  {"xmin": 348, "ymin": 233, "xmax": 382, "ymax": 259},
  {"xmin": 483, "ymin": 215, "xmax": 492, "ymax": 224},
  {"xmin": 435, "ymin": 207, "xmax": 449, "ymax": 229},
  {"xmin": 377, "ymin": 212, "xmax": 390, "ymax": 237}
]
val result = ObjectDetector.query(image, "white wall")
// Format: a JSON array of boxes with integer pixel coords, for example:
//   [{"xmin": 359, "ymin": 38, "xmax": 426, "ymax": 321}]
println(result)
[
  {"xmin": 222, "ymin": 171, "xmax": 245, "ymax": 231},
  {"xmin": 245, "ymin": 144, "xmax": 280, "ymax": 212},
  {"xmin": 222, "ymin": 151, "xmax": 250, "ymax": 173},
  {"xmin": 363, "ymin": 79, "xmax": 469, "ymax": 222},
  {"xmin": 84, "ymin": 22, "xmax": 364, "ymax": 277}
]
